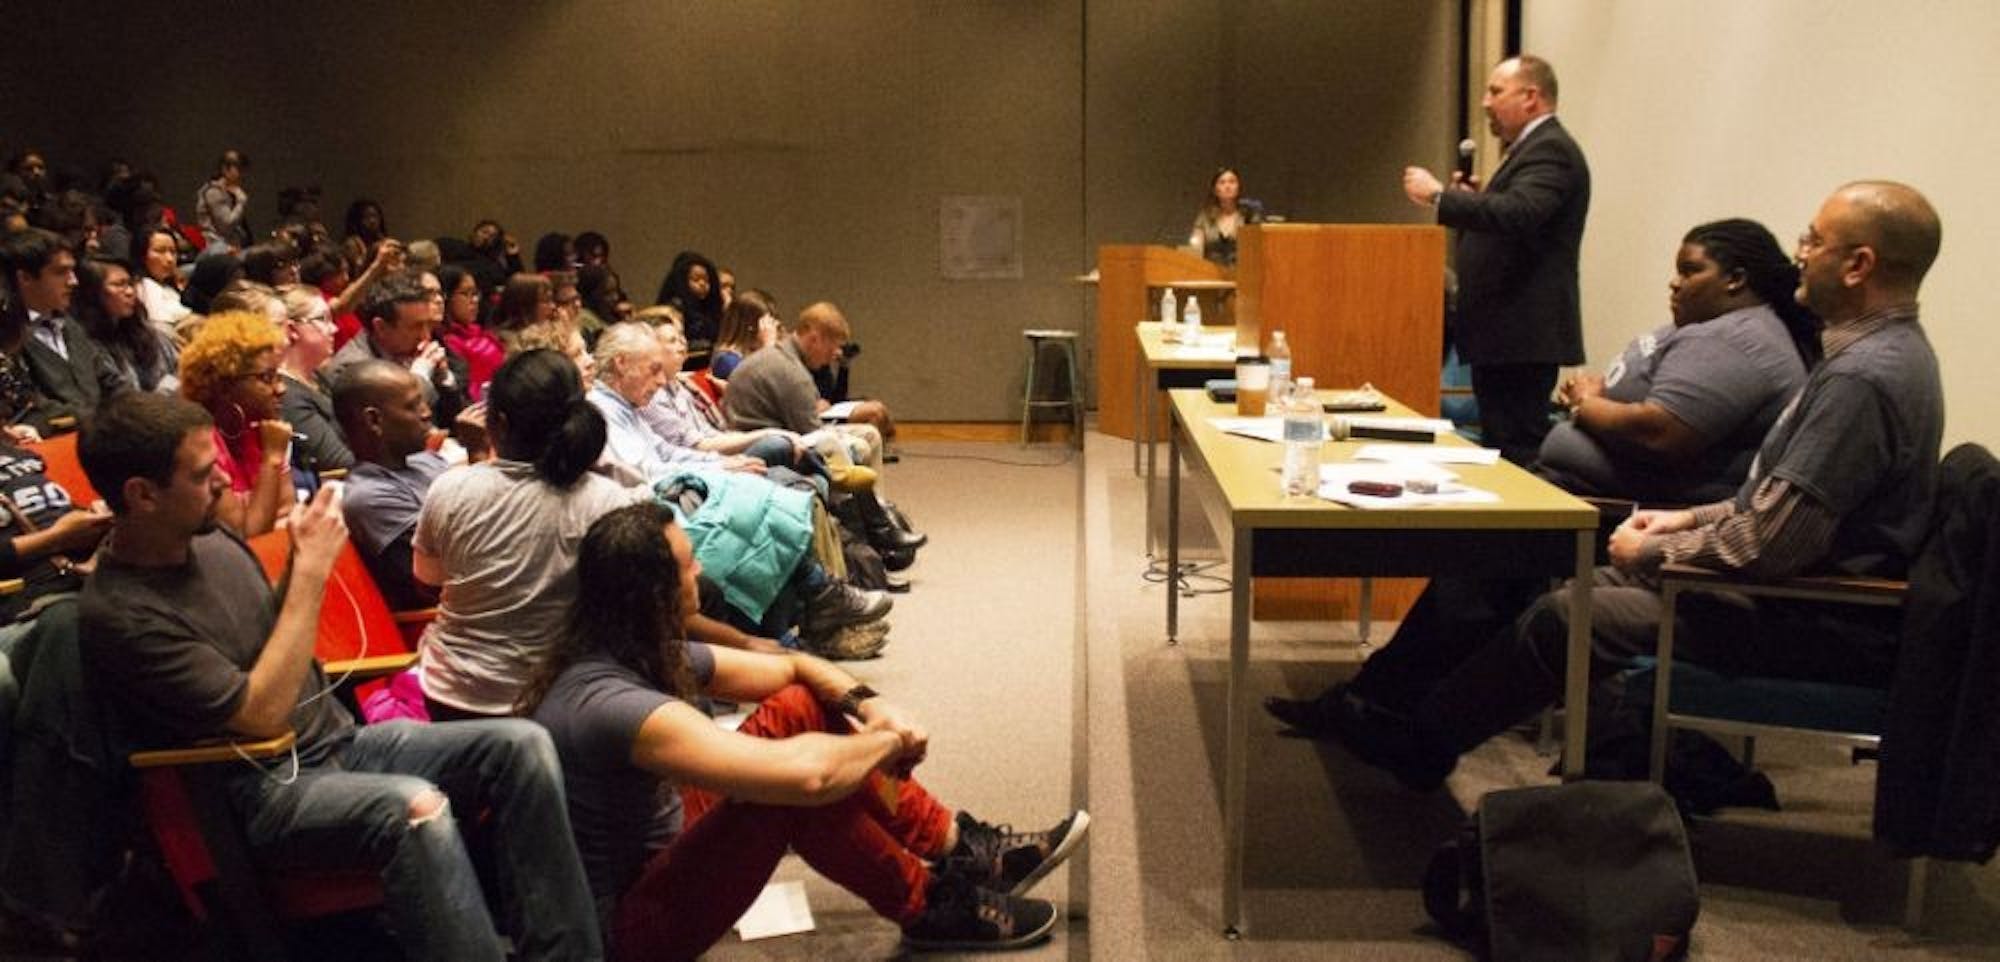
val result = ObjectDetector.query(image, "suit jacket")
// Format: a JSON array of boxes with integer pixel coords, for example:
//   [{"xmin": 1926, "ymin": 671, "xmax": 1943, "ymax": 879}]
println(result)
[
  {"xmin": 20, "ymin": 316, "xmax": 133, "ymax": 425},
  {"xmin": 279, "ymin": 372, "xmax": 355, "ymax": 472},
  {"xmin": 1437, "ymin": 116, "xmax": 1590, "ymax": 367}
]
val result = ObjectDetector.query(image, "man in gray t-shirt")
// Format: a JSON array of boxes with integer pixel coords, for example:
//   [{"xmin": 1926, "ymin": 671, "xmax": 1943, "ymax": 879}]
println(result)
[
  {"xmin": 334, "ymin": 360, "xmax": 453, "ymax": 609},
  {"xmin": 77, "ymin": 391, "xmax": 600, "ymax": 960}
]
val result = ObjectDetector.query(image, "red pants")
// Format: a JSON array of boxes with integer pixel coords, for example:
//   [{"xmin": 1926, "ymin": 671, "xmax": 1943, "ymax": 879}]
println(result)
[{"xmin": 610, "ymin": 684, "xmax": 954, "ymax": 962}]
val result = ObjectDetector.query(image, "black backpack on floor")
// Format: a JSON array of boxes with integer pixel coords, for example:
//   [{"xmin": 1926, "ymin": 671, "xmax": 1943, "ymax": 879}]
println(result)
[{"xmin": 1423, "ymin": 781, "xmax": 1698, "ymax": 962}]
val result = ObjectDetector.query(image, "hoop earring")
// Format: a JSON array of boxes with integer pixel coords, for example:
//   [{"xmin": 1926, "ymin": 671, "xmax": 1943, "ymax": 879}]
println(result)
[{"xmin": 218, "ymin": 400, "xmax": 249, "ymax": 440}]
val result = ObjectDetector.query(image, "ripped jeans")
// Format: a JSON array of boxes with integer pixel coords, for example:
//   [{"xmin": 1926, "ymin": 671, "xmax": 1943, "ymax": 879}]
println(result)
[{"xmin": 227, "ymin": 718, "xmax": 602, "ymax": 961}]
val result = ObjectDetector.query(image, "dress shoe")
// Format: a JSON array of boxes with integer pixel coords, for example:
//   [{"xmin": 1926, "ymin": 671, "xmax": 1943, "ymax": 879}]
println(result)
[
  {"xmin": 1268, "ymin": 685, "xmax": 1451, "ymax": 792},
  {"xmin": 1262, "ymin": 688, "xmax": 1347, "ymax": 738},
  {"xmin": 869, "ymin": 525, "xmax": 928, "ymax": 554},
  {"xmin": 880, "ymin": 544, "xmax": 918, "ymax": 572},
  {"xmin": 883, "ymin": 575, "xmax": 912, "ymax": 594}
]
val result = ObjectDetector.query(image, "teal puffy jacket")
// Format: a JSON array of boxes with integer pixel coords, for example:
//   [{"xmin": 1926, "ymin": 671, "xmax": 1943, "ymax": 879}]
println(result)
[{"xmin": 654, "ymin": 471, "xmax": 814, "ymax": 620}]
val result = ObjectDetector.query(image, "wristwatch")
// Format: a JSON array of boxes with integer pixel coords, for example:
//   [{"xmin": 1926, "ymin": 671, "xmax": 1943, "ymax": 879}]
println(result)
[{"xmin": 836, "ymin": 684, "xmax": 880, "ymax": 719}]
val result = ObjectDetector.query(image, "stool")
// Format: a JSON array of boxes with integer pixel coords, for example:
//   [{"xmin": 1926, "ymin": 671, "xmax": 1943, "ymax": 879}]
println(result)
[{"xmin": 1021, "ymin": 329, "xmax": 1084, "ymax": 447}]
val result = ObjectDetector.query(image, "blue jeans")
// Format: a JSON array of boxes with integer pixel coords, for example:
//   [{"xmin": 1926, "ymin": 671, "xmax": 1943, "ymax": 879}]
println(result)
[
  {"xmin": 745, "ymin": 434, "xmax": 831, "ymax": 499},
  {"xmin": 227, "ymin": 718, "xmax": 602, "ymax": 961}
]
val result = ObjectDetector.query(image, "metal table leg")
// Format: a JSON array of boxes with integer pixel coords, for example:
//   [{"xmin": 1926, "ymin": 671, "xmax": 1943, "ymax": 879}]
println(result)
[
  {"xmin": 1561, "ymin": 529, "xmax": 1594, "ymax": 779},
  {"xmin": 1166, "ymin": 410, "xmax": 1181, "ymax": 645},
  {"xmin": 1221, "ymin": 526, "xmax": 1252, "ymax": 938}
]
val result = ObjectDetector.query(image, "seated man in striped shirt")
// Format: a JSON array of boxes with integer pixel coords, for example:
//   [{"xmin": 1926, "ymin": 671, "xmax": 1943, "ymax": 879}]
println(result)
[{"xmin": 1265, "ymin": 181, "xmax": 1945, "ymax": 791}]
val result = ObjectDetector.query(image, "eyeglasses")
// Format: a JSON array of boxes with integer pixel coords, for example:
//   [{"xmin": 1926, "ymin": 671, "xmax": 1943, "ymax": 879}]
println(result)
[
  {"xmin": 1796, "ymin": 228, "xmax": 1857, "ymax": 258},
  {"xmin": 237, "ymin": 369, "xmax": 283, "ymax": 386},
  {"xmin": 554, "ymin": 295, "xmax": 582, "ymax": 307}
]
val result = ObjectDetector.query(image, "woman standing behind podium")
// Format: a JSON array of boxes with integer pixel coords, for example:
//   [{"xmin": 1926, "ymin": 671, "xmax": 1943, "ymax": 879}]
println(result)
[{"xmin": 1188, "ymin": 167, "xmax": 1265, "ymax": 267}]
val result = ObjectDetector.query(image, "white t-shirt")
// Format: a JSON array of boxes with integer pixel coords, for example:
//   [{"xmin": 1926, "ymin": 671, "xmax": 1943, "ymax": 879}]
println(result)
[
  {"xmin": 412, "ymin": 459, "xmax": 645, "ymax": 714},
  {"xmin": 140, "ymin": 276, "xmax": 192, "ymax": 328}
]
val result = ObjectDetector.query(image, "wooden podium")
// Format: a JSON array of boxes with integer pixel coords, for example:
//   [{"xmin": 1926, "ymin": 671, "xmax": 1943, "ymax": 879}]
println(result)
[
  {"xmin": 1235, "ymin": 223, "xmax": 1444, "ymax": 419},
  {"xmin": 1093, "ymin": 228, "xmax": 1447, "ymax": 621},
  {"xmin": 1094, "ymin": 245, "xmax": 1227, "ymax": 441},
  {"xmin": 1235, "ymin": 222, "xmax": 1447, "ymax": 621}
]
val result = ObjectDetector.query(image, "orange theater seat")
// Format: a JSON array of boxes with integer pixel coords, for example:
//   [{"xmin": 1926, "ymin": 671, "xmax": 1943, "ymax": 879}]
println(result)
[
  {"xmin": 33, "ymin": 431, "xmax": 102, "ymax": 505},
  {"xmin": 247, "ymin": 530, "xmax": 420, "ymax": 705}
]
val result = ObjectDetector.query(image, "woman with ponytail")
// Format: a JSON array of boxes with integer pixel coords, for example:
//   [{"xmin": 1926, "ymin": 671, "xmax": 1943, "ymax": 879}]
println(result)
[
  {"xmin": 1536, "ymin": 217, "xmax": 1816, "ymax": 504},
  {"xmin": 410, "ymin": 347, "xmax": 647, "ymax": 720}
]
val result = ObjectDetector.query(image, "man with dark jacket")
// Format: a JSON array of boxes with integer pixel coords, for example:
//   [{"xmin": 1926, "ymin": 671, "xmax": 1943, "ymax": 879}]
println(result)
[
  {"xmin": 2, "ymin": 229, "xmax": 131, "ymax": 431},
  {"xmin": 1404, "ymin": 54, "xmax": 1589, "ymax": 466}
]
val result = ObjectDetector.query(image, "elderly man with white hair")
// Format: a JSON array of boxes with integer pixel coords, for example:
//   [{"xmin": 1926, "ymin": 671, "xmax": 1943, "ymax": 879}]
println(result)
[{"xmin": 586, "ymin": 322, "xmax": 772, "ymax": 481}]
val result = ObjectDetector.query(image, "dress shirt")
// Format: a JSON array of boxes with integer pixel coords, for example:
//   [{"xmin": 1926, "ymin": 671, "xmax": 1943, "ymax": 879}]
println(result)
[{"xmin": 26, "ymin": 311, "xmax": 68, "ymax": 360}]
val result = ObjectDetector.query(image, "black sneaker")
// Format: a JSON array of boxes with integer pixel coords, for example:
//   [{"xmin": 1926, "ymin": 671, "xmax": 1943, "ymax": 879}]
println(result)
[
  {"xmin": 950, "ymin": 810, "xmax": 1090, "ymax": 895},
  {"xmin": 902, "ymin": 866, "xmax": 1056, "ymax": 951}
]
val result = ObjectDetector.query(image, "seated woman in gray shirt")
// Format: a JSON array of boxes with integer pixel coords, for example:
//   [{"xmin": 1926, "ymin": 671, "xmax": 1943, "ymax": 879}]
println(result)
[{"xmin": 1536, "ymin": 218, "xmax": 1820, "ymax": 505}]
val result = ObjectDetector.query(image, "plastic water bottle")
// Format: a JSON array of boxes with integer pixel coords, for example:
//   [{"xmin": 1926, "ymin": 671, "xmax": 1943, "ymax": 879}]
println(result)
[
  {"xmin": 1181, "ymin": 291, "xmax": 1202, "ymax": 340},
  {"xmin": 1160, "ymin": 287, "xmax": 1179, "ymax": 341},
  {"xmin": 1266, "ymin": 330, "xmax": 1292, "ymax": 414},
  {"xmin": 1281, "ymin": 377, "xmax": 1321, "ymax": 497}
]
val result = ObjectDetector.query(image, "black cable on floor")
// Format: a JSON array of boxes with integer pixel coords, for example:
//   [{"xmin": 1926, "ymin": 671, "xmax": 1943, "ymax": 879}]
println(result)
[{"xmin": 1143, "ymin": 558, "xmax": 1230, "ymax": 596}]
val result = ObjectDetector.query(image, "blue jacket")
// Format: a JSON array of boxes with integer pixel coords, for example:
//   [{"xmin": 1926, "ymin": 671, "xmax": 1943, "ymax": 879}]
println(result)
[{"xmin": 654, "ymin": 471, "xmax": 813, "ymax": 620}]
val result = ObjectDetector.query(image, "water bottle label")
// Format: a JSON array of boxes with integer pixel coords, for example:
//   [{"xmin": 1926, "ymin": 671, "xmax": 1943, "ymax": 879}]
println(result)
[
  {"xmin": 1271, "ymin": 359, "xmax": 1292, "ymax": 382},
  {"xmin": 1283, "ymin": 417, "xmax": 1322, "ymax": 443}
]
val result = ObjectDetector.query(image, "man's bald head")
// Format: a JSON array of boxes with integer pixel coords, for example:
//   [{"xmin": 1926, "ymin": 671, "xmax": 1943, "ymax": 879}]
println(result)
[
  {"xmin": 1833, "ymin": 180, "xmax": 1941, "ymax": 290},
  {"xmin": 333, "ymin": 358, "xmax": 435, "ymax": 465},
  {"xmin": 333, "ymin": 359, "xmax": 418, "ymax": 430},
  {"xmin": 794, "ymin": 301, "xmax": 852, "ymax": 369}
]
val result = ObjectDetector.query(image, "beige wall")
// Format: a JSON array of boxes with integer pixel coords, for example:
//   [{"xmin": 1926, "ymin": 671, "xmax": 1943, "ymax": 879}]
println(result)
[
  {"xmin": 1528, "ymin": 0, "xmax": 2000, "ymax": 452},
  {"xmin": 4, "ymin": 1, "xmax": 1458, "ymax": 420}
]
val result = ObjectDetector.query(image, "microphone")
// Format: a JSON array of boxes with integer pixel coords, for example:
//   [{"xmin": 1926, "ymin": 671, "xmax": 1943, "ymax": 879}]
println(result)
[
  {"xmin": 1456, "ymin": 139, "xmax": 1477, "ymax": 180},
  {"xmin": 1329, "ymin": 416, "xmax": 1436, "ymax": 444}
]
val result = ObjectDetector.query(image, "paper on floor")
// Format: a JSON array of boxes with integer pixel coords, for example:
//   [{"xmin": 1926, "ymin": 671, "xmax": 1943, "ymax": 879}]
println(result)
[{"xmin": 735, "ymin": 880, "xmax": 816, "ymax": 941}]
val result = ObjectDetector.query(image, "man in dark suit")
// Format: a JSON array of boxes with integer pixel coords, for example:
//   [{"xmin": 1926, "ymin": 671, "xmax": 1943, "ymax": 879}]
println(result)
[
  {"xmin": 2, "ymin": 228, "xmax": 130, "ymax": 432},
  {"xmin": 1404, "ymin": 54, "xmax": 1589, "ymax": 465}
]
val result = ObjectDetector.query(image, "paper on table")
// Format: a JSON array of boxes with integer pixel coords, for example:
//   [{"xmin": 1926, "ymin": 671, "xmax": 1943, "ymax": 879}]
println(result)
[
  {"xmin": 1340, "ymin": 414, "xmax": 1457, "ymax": 434},
  {"xmin": 1209, "ymin": 416, "xmax": 1299, "ymax": 443},
  {"xmin": 1319, "ymin": 461, "xmax": 1458, "ymax": 487},
  {"xmin": 819, "ymin": 401, "xmax": 861, "ymax": 421},
  {"xmin": 1318, "ymin": 480, "xmax": 1501, "ymax": 509},
  {"xmin": 1352, "ymin": 443, "xmax": 1502, "ymax": 465},
  {"xmin": 735, "ymin": 881, "xmax": 816, "ymax": 941},
  {"xmin": 1169, "ymin": 334, "xmax": 1235, "ymax": 359}
]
